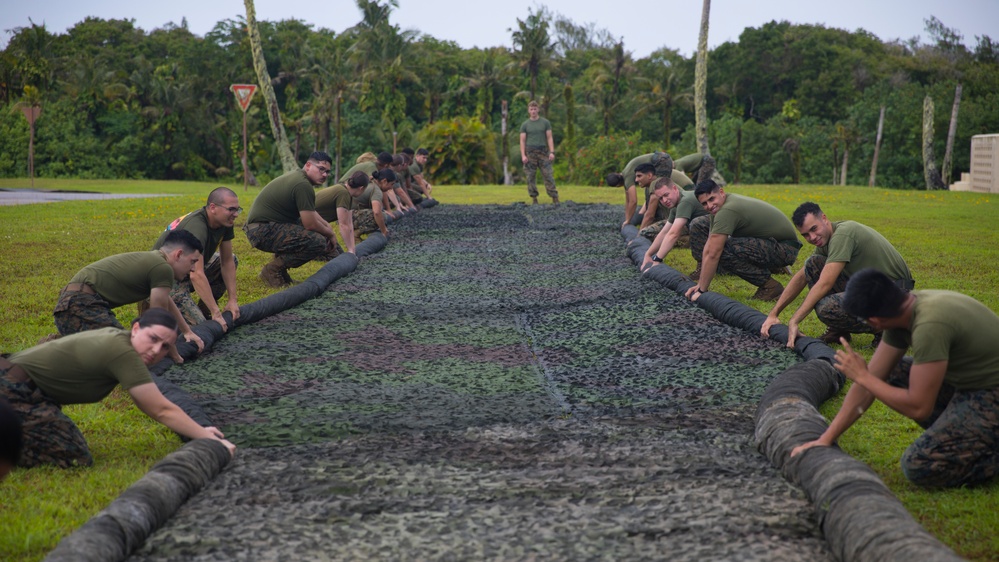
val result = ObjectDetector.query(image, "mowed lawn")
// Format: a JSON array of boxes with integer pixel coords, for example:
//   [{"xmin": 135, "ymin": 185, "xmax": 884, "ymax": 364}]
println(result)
[{"xmin": 0, "ymin": 177, "xmax": 997, "ymax": 561}]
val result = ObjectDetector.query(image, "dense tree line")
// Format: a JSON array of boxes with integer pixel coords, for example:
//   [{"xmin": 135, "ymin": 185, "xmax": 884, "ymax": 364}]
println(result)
[{"xmin": 1, "ymin": 3, "xmax": 997, "ymax": 188}]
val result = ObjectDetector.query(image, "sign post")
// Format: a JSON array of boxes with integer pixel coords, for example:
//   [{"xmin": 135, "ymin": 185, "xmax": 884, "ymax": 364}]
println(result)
[
  {"xmin": 20, "ymin": 105, "xmax": 41, "ymax": 188},
  {"xmin": 230, "ymin": 84, "xmax": 258, "ymax": 191}
]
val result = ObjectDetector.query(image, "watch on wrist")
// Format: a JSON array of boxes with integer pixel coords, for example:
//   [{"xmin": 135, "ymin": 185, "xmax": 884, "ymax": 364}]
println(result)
[{"xmin": 651, "ymin": 255, "xmax": 663, "ymax": 263}]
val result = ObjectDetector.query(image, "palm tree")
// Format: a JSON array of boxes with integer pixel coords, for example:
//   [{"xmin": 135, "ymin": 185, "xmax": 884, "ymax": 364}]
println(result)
[
  {"xmin": 509, "ymin": 9, "xmax": 557, "ymax": 100},
  {"xmin": 586, "ymin": 41, "xmax": 634, "ymax": 135},
  {"xmin": 632, "ymin": 49, "xmax": 692, "ymax": 149},
  {"xmin": 694, "ymin": 0, "xmax": 712, "ymax": 156},
  {"xmin": 243, "ymin": 0, "xmax": 297, "ymax": 172}
]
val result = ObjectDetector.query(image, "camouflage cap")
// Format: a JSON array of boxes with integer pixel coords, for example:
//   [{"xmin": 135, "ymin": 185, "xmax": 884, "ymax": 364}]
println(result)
[{"xmin": 651, "ymin": 151, "xmax": 674, "ymax": 178}]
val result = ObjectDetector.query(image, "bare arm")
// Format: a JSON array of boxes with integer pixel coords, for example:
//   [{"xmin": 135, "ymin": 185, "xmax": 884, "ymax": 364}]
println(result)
[
  {"xmin": 642, "ymin": 217, "xmax": 689, "ymax": 269},
  {"xmin": 149, "ymin": 286, "xmax": 203, "ymax": 354},
  {"xmin": 371, "ymin": 201, "xmax": 389, "ymax": 237},
  {"xmin": 519, "ymin": 132, "xmax": 528, "ymax": 164},
  {"xmin": 639, "ymin": 196, "xmax": 659, "ymax": 231},
  {"xmin": 623, "ymin": 186, "xmax": 637, "ymax": 226},
  {"xmin": 783, "ymin": 260, "xmax": 847, "ymax": 347},
  {"xmin": 336, "ymin": 207, "xmax": 356, "ymax": 254},
  {"xmin": 685, "ymin": 233, "xmax": 726, "ymax": 299},
  {"xmin": 761, "ymin": 266, "xmax": 808, "ymax": 340},
  {"xmin": 300, "ymin": 210, "xmax": 336, "ymax": 240},
  {"xmin": 791, "ymin": 342, "xmax": 907, "ymax": 456},
  {"xmin": 546, "ymin": 130, "xmax": 555, "ymax": 161},
  {"xmin": 218, "ymin": 241, "xmax": 240, "ymax": 323},
  {"xmin": 129, "ymin": 383, "xmax": 235, "ymax": 456}
]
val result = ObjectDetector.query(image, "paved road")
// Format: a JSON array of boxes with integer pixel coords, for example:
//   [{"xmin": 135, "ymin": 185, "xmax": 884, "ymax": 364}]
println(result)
[{"xmin": 0, "ymin": 188, "xmax": 179, "ymax": 206}]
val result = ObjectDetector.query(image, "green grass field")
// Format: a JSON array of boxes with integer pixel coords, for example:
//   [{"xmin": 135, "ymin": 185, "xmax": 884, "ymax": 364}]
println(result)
[{"xmin": 0, "ymin": 178, "xmax": 997, "ymax": 561}]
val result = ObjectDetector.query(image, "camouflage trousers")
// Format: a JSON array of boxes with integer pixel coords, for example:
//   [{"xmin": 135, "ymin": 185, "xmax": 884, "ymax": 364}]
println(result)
[
  {"xmin": 524, "ymin": 146, "xmax": 558, "ymax": 199},
  {"xmin": 407, "ymin": 188, "xmax": 424, "ymax": 205},
  {"xmin": 0, "ymin": 362, "xmax": 93, "ymax": 468},
  {"xmin": 803, "ymin": 255, "xmax": 872, "ymax": 335},
  {"xmin": 53, "ymin": 288, "xmax": 123, "ymax": 336},
  {"xmin": 166, "ymin": 252, "xmax": 239, "ymax": 327},
  {"xmin": 689, "ymin": 215, "xmax": 799, "ymax": 287},
  {"xmin": 887, "ymin": 357, "xmax": 999, "ymax": 488},
  {"xmin": 674, "ymin": 153, "xmax": 718, "ymax": 184},
  {"xmin": 352, "ymin": 209, "xmax": 379, "ymax": 237},
  {"xmin": 639, "ymin": 221, "xmax": 690, "ymax": 248},
  {"xmin": 243, "ymin": 222, "xmax": 338, "ymax": 269}
]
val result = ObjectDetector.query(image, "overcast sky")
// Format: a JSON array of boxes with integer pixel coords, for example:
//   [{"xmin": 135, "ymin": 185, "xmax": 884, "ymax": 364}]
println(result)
[{"xmin": 2, "ymin": 0, "xmax": 997, "ymax": 57}]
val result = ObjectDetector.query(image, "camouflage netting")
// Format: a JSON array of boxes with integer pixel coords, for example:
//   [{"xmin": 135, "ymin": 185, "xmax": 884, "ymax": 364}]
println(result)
[{"xmin": 46, "ymin": 202, "xmax": 955, "ymax": 561}]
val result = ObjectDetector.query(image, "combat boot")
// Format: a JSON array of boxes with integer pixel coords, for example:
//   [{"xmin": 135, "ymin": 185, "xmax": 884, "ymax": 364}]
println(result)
[
  {"xmin": 752, "ymin": 278, "xmax": 784, "ymax": 301},
  {"xmin": 552, "ymin": 196, "xmax": 560, "ymax": 207},
  {"xmin": 697, "ymin": 156, "xmax": 717, "ymax": 184},
  {"xmin": 531, "ymin": 196, "xmax": 539, "ymax": 205},
  {"xmin": 819, "ymin": 328, "xmax": 852, "ymax": 345},
  {"xmin": 259, "ymin": 257, "xmax": 289, "ymax": 288}
]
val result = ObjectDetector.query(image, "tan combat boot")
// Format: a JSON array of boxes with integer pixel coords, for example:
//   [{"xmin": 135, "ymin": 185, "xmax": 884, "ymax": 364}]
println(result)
[
  {"xmin": 752, "ymin": 278, "xmax": 784, "ymax": 301},
  {"xmin": 531, "ymin": 196, "xmax": 539, "ymax": 205},
  {"xmin": 259, "ymin": 257, "xmax": 288, "ymax": 288}
]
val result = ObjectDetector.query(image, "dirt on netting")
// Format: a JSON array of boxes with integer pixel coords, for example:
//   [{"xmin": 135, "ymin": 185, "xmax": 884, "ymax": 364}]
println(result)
[{"xmin": 130, "ymin": 203, "xmax": 833, "ymax": 561}]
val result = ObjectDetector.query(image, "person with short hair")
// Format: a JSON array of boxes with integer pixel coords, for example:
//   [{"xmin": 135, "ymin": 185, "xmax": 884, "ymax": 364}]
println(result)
[
  {"xmin": 352, "ymin": 169, "xmax": 395, "ymax": 239},
  {"xmin": 243, "ymin": 151, "xmax": 341, "ymax": 288},
  {"xmin": 607, "ymin": 152, "xmax": 687, "ymax": 231},
  {"xmin": 149, "ymin": 187, "xmax": 241, "ymax": 332},
  {"xmin": 519, "ymin": 100, "xmax": 559, "ymax": 205},
  {"xmin": 791, "ymin": 268, "xmax": 999, "ymax": 488},
  {"xmin": 410, "ymin": 148, "xmax": 433, "ymax": 200},
  {"xmin": 390, "ymin": 153, "xmax": 420, "ymax": 210},
  {"xmin": 54, "ymin": 230, "xmax": 206, "ymax": 358},
  {"xmin": 762, "ymin": 202, "xmax": 913, "ymax": 346},
  {"xmin": 314, "ymin": 171, "xmax": 372, "ymax": 253},
  {"xmin": 1, "ymin": 308, "xmax": 236, "ymax": 469},
  {"xmin": 340, "ymin": 151, "xmax": 409, "ymax": 217},
  {"xmin": 685, "ymin": 180, "xmax": 800, "ymax": 302},
  {"xmin": 641, "ymin": 176, "xmax": 709, "ymax": 269}
]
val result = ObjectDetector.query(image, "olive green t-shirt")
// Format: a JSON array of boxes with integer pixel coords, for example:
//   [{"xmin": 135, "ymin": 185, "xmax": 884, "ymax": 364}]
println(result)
[
  {"xmin": 667, "ymin": 189, "xmax": 709, "ymax": 224},
  {"xmin": 152, "ymin": 207, "xmax": 233, "ymax": 256},
  {"xmin": 339, "ymin": 161, "xmax": 378, "ymax": 185},
  {"xmin": 644, "ymin": 170, "xmax": 695, "ymax": 212},
  {"xmin": 70, "ymin": 251, "xmax": 175, "ymax": 308},
  {"xmin": 314, "ymin": 184, "xmax": 355, "ymax": 222},
  {"xmin": 408, "ymin": 162, "xmax": 422, "ymax": 177},
  {"xmin": 520, "ymin": 117, "xmax": 552, "ymax": 148},
  {"xmin": 622, "ymin": 154, "xmax": 654, "ymax": 188},
  {"xmin": 246, "ymin": 170, "xmax": 316, "ymax": 224},
  {"xmin": 883, "ymin": 291, "xmax": 999, "ymax": 390},
  {"xmin": 352, "ymin": 183, "xmax": 384, "ymax": 210},
  {"xmin": 709, "ymin": 193, "xmax": 798, "ymax": 241},
  {"xmin": 10, "ymin": 327, "xmax": 152, "ymax": 405},
  {"xmin": 813, "ymin": 221, "xmax": 912, "ymax": 281}
]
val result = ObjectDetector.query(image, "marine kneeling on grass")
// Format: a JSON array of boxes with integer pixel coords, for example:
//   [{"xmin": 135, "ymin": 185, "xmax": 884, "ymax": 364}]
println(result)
[
  {"xmin": 1, "ymin": 309, "xmax": 236, "ymax": 469},
  {"xmin": 792, "ymin": 269, "xmax": 999, "ymax": 488}
]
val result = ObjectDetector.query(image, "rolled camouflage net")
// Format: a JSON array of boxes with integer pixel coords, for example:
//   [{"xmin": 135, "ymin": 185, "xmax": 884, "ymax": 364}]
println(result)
[
  {"xmin": 44, "ymin": 439, "xmax": 231, "ymax": 562},
  {"xmin": 621, "ymin": 227, "xmax": 960, "ymax": 561}
]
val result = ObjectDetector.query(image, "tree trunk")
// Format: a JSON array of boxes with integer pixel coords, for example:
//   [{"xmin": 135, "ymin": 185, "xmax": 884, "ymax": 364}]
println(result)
[
  {"xmin": 832, "ymin": 145, "xmax": 839, "ymax": 185},
  {"xmin": 334, "ymin": 94, "xmax": 343, "ymax": 180},
  {"xmin": 694, "ymin": 0, "xmax": 711, "ymax": 156},
  {"xmin": 564, "ymin": 83, "xmax": 576, "ymax": 177},
  {"xmin": 922, "ymin": 95, "xmax": 945, "ymax": 190},
  {"xmin": 501, "ymin": 99, "xmax": 511, "ymax": 185},
  {"xmin": 243, "ymin": 0, "xmax": 298, "ymax": 173},
  {"xmin": 869, "ymin": 105, "xmax": 885, "ymax": 187},
  {"xmin": 942, "ymin": 83, "xmax": 962, "ymax": 186},
  {"xmin": 840, "ymin": 146, "xmax": 849, "ymax": 186},
  {"xmin": 734, "ymin": 122, "xmax": 742, "ymax": 184},
  {"xmin": 663, "ymin": 100, "xmax": 672, "ymax": 152}
]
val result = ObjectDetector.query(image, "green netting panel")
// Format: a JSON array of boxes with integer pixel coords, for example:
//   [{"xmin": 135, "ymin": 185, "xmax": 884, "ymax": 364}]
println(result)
[{"xmin": 116, "ymin": 203, "xmax": 834, "ymax": 561}]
